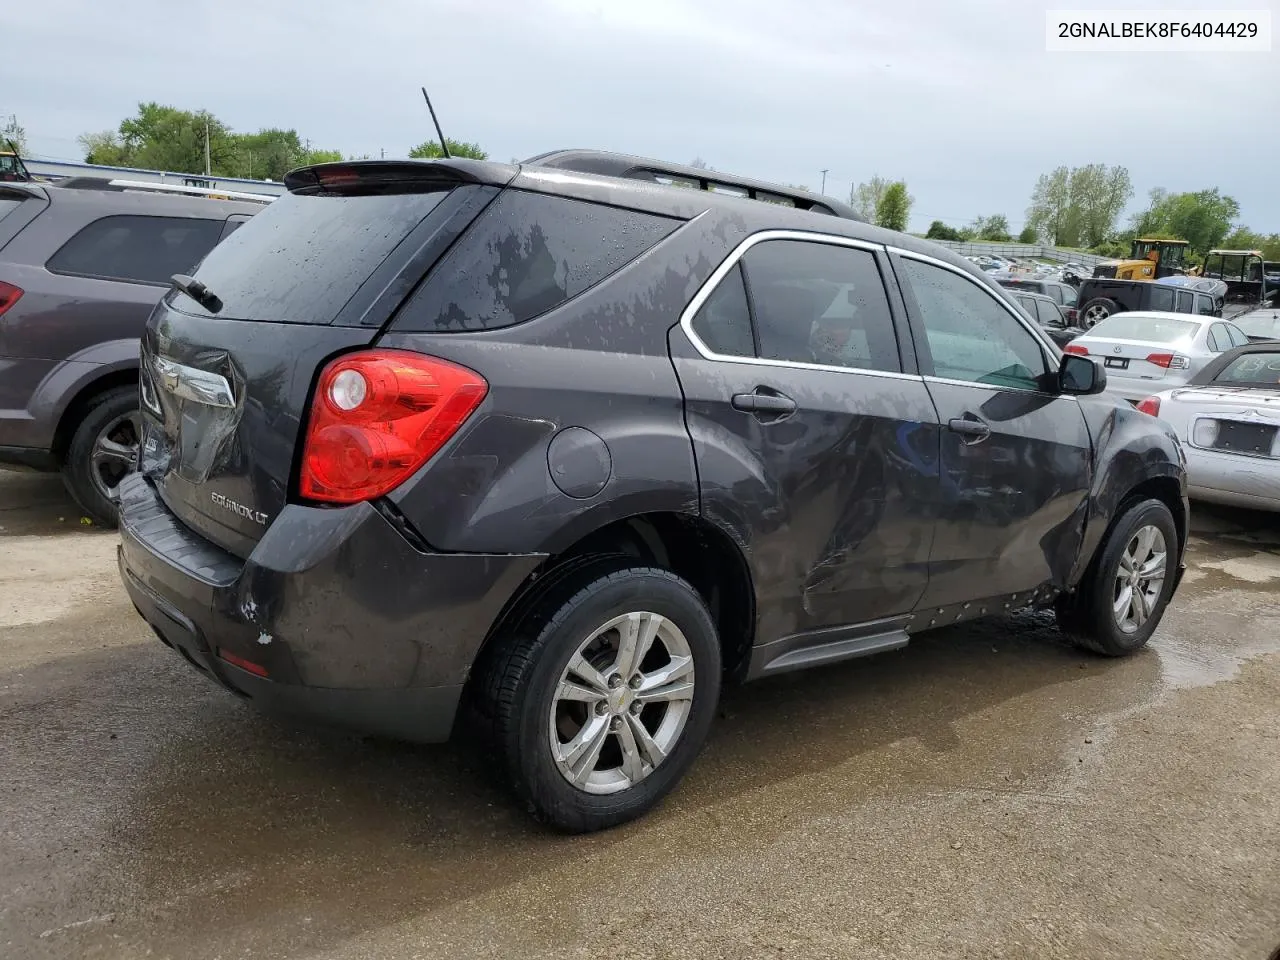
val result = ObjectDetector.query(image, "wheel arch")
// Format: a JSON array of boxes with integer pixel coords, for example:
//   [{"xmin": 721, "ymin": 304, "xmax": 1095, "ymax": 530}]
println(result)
[{"xmin": 466, "ymin": 510, "xmax": 757, "ymax": 701}]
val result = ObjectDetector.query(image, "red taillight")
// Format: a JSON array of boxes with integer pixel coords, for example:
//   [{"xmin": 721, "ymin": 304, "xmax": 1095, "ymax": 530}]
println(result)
[
  {"xmin": 218, "ymin": 649, "xmax": 269, "ymax": 677},
  {"xmin": 0, "ymin": 281, "xmax": 23, "ymax": 316},
  {"xmin": 1063, "ymin": 344, "xmax": 1088, "ymax": 356},
  {"xmin": 299, "ymin": 350, "xmax": 488, "ymax": 503},
  {"xmin": 1136, "ymin": 396, "xmax": 1161, "ymax": 416},
  {"xmin": 1146, "ymin": 352, "xmax": 1190, "ymax": 370}
]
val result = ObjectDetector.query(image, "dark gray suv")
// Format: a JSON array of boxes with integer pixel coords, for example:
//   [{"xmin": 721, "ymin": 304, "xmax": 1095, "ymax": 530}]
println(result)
[
  {"xmin": 0, "ymin": 180, "xmax": 260, "ymax": 523},
  {"xmin": 116, "ymin": 152, "xmax": 1189, "ymax": 833}
]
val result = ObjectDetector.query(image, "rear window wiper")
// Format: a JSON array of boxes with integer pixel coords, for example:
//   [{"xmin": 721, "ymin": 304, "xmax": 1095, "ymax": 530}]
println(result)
[{"xmin": 170, "ymin": 274, "xmax": 223, "ymax": 314}]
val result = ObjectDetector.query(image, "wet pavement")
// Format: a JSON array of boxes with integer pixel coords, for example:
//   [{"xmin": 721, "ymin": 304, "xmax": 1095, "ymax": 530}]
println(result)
[{"xmin": 2, "ymin": 468, "xmax": 1279, "ymax": 959}]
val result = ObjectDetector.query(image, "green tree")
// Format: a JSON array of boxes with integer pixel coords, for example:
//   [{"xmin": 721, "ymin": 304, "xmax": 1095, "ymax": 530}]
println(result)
[
  {"xmin": 970, "ymin": 214, "xmax": 1012, "ymax": 242},
  {"xmin": 926, "ymin": 220, "xmax": 964, "ymax": 242},
  {"xmin": 119, "ymin": 103, "xmax": 238, "ymax": 174},
  {"xmin": 1026, "ymin": 164, "xmax": 1130, "ymax": 248},
  {"xmin": 230, "ymin": 128, "xmax": 306, "ymax": 180},
  {"xmin": 875, "ymin": 181, "xmax": 912, "ymax": 232},
  {"xmin": 1131, "ymin": 187, "xmax": 1240, "ymax": 255},
  {"xmin": 78, "ymin": 130, "xmax": 133, "ymax": 166},
  {"xmin": 2, "ymin": 115, "xmax": 27, "ymax": 155},
  {"xmin": 408, "ymin": 139, "xmax": 487, "ymax": 160},
  {"xmin": 1071, "ymin": 163, "xmax": 1133, "ymax": 248},
  {"xmin": 304, "ymin": 148, "xmax": 344, "ymax": 165},
  {"xmin": 850, "ymin": 175, "xmax": 889, "ymax": 221},
  {"xmin": 1018, "ymin": 225, "xmax": 1037, "ymax": 244}
]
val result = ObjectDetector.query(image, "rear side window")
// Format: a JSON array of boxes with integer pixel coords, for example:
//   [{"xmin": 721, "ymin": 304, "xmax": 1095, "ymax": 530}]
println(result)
[
  {"xmin": 47, "ymin": 215, "xmax": 222, "ymax": 285},
  {"xmin": 176, "ymin": 190, "xmax": 453, "ymax": 322},
  {"xmin": 1148, "ymin": 285, "xmax": 1175, "ymax": 312},
  {"xmin": 741, "ymin": 240, "xmax": 900, "ymax": 373},
  {"xmin": 399, "ymin": 190, "xmax": 679, "ymax": 332},
  {"xmin": 690, "ymin": 263, "xmax": 755, "ymax": 357},
  {"xmin": 1175, "ymin": 290, "xmax": 1193, "ymax": 313}
]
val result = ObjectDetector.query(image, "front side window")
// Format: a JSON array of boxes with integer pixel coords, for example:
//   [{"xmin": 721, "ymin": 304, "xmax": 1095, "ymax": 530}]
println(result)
[
  {"xmin": 1035, "ymin": 299, "xmax": 1065, "ymax": 327},
  {"xmin": 47, "ymin": 215, "xmax": 222, "ymax": 285},
  {"xmin": 898, "ymin": 257, "xmax": 1051, "ymax": 390},
  {"xmin": 1195, "ymin": 293, "xmax": 1216, "ymax": 316},
  {"xmin": 740, "ymin": 240, "xmax": 900, "ymax": 373}
]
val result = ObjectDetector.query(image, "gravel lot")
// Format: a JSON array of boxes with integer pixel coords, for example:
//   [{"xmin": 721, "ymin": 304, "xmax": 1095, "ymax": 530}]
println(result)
[{"xmin": 2, "ymin": 467, "xmax": 1279, "ymax": 960}]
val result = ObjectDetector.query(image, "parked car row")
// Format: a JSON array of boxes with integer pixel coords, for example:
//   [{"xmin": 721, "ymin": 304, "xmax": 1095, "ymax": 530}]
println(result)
[{"xmin": 1061, "ymin": 307, "xmax": 1279, "ymax": 512}]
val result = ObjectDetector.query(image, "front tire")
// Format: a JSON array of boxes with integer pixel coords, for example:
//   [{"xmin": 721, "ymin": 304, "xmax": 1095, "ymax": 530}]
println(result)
[
  {"xmin": 1057, "ymin": 498, "xmax": 1179, "ymax": 656},
  {"xmin": 481, "ymin": 564, "xmax": 722, "ymax": 833},
  {"xmin": 61, "ymin": 386, "xmax": 141, "ymax": 527}
]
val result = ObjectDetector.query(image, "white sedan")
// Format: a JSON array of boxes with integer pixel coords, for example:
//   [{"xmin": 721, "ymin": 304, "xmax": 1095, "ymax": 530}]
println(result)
[
  {"xmin": 1134, "ymin": 343, "xmax": 1280, "ymax": 511},
  {"xmin": 1063, "ymin": 311, "xmax": 1252, "ymax": 403}
]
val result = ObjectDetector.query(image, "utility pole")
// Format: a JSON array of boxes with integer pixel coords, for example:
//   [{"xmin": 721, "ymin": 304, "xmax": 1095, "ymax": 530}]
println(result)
[
  {"xmin": 380, "ymin": 147, "xmax": 385, "ymax": 159},
  {"xmin": 204, "ymin": 120, "xmax": 211, "ymax": 176},
  {"xmin": 820, "ymin": 169, "xmax": 829, "ymax": 195}
]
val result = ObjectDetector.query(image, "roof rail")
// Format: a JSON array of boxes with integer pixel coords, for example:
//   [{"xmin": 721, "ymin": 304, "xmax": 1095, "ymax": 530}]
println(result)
[
  {"xmin": 522, "ymin": 149, "xmax": 864, "ymax": 221},
  {"xmin": 53, "ymin": 177, "xmax": 274, "ymax": 203}
]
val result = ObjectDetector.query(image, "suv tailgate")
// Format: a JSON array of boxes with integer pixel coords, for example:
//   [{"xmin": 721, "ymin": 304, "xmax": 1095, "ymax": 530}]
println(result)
[{"xmin": 137, "ymin": 165, "xmax": 507, "ymax": 558}]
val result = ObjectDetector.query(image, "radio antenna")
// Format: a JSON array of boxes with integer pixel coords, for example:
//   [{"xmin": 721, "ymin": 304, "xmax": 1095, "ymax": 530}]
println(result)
[{"xmin": 420, "ymin": 87, "xmax": 451, "ymax": 159}]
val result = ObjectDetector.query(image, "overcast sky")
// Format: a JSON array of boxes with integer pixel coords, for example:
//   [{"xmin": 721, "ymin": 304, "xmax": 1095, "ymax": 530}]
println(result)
[{"xmin": 6, "ymin": 0, "xmax": 1278, "ymax": 233}]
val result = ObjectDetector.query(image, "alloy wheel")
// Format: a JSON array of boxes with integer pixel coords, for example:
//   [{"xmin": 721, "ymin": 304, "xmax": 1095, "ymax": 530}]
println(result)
[
  {"xmin": 549, "ymin": 611, "xmax": 695, "ymax": 795},
  {"xmin": 1113, "ymin": 524, "xmax": 1167, "ymax": 634},
  {"xmin": 90, "ymin": 411, "xmax": 142, "ymax": 503}
]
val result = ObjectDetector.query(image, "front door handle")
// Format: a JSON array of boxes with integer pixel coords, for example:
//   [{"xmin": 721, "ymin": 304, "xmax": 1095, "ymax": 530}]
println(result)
[
  {"xmin": 948, "ymin": 417, "xmax": 991, "ymax": 443},
  {"xmin": 732, "ymin": 389, "xmax": 797, "ymax": 418}
]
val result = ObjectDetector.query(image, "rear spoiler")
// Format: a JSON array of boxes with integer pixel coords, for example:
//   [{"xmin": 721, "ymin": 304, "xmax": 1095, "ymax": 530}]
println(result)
[{"xmin": 284, "ymin": 159, "xmax": 519, "ymax": 195}]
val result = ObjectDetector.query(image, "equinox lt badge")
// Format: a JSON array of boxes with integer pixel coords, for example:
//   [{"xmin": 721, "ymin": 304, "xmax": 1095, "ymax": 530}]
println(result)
[{"xmin": 210, "ymin": 492, "xmax": 269, "ymax": 526}]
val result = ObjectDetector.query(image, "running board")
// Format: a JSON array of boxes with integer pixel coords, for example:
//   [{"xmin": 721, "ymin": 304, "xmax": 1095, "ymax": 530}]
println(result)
[{"xmin": 748, "ymin": 620, "xmax": 911, "ymax": 679}]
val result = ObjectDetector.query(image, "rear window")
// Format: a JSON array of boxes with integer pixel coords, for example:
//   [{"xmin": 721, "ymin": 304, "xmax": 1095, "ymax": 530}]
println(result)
[
  {"xmin": 397, "ymin": 190, "xmax": 680, "ymax": 332},
  {"xmin": 175, "ymin": 191, "xmax": 452, "ymax": 322},
  {"xmin": 1213, "ymin": 352, "xmax": 1280, "ymax": 385},
  {"xmin": 47, "ymin": 215, "xmax": 222, "ymax": 285},
  {"xmin": 1089, "ymin": 314, "xmax": 1198, "ymax": 343}
]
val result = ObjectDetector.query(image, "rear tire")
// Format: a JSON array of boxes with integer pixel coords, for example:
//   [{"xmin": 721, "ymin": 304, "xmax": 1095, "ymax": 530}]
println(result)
[
  {"xmin": 1080, "ymin": 297, "xmax": 1118, "ymax": 328},
  {"xmin": 1056, "ymin": 498, "xmax": 1178, "ymax": 657},
  {"xmin": 61, "ymin": 386, "xmax": 141, "ymax": 527},
  {"xmin": 478, "ymin": 562, "xmax": 722, "ymax": 833}
]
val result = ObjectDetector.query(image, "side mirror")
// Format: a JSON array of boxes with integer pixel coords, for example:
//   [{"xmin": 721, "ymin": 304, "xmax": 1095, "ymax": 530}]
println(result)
[{"xmin": 1059, "ymin": 353, "xmax": 1107, "ymax": 395}]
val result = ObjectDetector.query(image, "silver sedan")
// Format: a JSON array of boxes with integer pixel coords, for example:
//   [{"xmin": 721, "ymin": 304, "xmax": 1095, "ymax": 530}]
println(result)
[
  {"xmin": 1064, "ymin": 311, "xmax": 1252, "ymax": 403},
  {"xmin": 1135, "ymin": 343, "xmax": 1280, "ymax": 511}
]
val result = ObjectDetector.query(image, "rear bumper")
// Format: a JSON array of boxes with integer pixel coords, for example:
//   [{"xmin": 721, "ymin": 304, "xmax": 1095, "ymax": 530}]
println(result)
[
  {"xmin": 1184, "ymin": 446, "xmax": 1280, "ymax": 512},
  {"xmin": 116, "ymin": 473, "xmax": 545, "ymax": 742}
]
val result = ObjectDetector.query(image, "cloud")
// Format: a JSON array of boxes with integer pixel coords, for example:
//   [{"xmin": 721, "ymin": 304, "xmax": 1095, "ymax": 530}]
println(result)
[{"xmin": 7, "ymin": 0, "xmax": 1278, "ymax": 231}]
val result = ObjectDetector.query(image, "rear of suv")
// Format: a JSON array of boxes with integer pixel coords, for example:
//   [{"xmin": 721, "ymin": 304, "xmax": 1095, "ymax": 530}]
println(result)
[
  {"xmin": 0, "ymin": 180, "xmax": 260, "ymax": 523},
  {"xmin": 118, "ymin": 154, "xmax": 1189, "ymax": 832}
]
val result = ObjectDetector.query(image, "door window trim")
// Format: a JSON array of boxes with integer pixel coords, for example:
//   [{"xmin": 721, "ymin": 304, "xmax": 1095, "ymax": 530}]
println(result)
[
  {"xmin": 886, "ymin": 246, "xmax": 1068, "ymax": 396},
  {"xmin": 679, "ymin": 229, "xmax": 922, "ymax": 383}
]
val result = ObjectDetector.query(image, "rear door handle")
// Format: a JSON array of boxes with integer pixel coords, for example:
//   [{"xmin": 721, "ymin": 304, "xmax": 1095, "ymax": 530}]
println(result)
[
  {"xmin": 732, "ymin": 389, "xmax": 797, "ymax": 418},
  {"xmin": 948, "ymin": 417, "xmax": 991, "ymax": 443}
]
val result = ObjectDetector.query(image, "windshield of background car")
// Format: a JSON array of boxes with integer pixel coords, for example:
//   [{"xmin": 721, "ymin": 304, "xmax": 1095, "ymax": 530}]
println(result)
[
  {"xmin": 1087, "ymin": 314, "xmax": 1198, "ymax": 343},
  {"xmin": 1234, "ymin": 313, "xmax": 1280, "ymax": 341},
  {"xmin": 1213, "ymin": 352, "xmax": 1280, "ymax": 386}
]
